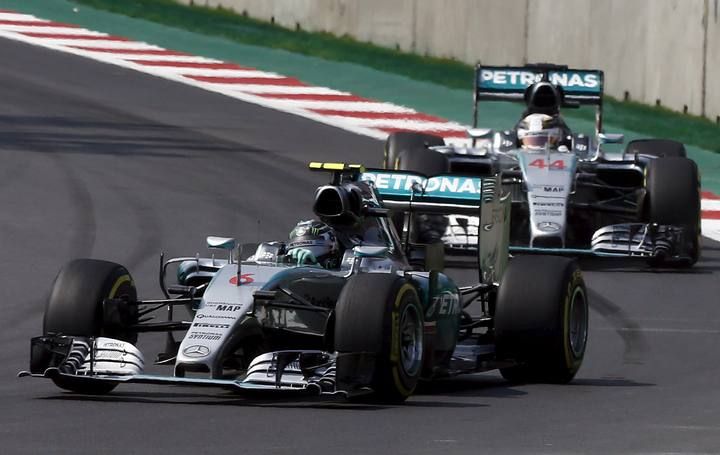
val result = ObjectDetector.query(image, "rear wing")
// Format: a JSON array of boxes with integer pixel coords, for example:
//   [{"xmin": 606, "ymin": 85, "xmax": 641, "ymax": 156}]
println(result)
[
  {"xmin": 360, "ymin": 170, "xmax": 492, "ymax": 216},
  {"xmin": 473, "ymin": 64, "xmax": 605, "ymax": 137},
  {"xmin": 362, "ymin": 169, "xmax": 510, "ymax": 283}
]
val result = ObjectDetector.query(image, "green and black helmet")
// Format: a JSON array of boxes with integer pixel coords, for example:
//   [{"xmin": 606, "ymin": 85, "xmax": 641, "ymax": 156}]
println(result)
[{"xmin": 288, "ymin": 220, "xmax": 338, "ymax": 263}]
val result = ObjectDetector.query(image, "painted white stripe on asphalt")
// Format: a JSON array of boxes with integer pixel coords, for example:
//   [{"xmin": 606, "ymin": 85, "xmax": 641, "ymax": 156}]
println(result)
[
  {"xmin": 26, "ymin": 38, "xmax": 163, "ymax": 49},
  {"xmin": 701, "ymin": 219, "xmax": 720, "ymax": 242},
  {"xmin": 272, "ymin": 100, "xmax": 417, "ymax": 113},
  {"xmin": 98, "ymin": 54, "xmax": 222, "ymax": 63},
  {"xmin": 0, "ymin": 25, "xmax": 108, "ymax": 35},
  {"xmin": 325, "ymin": 117, "xmax": 467, "ymax": 131},
  {"xmin": 0, "ymin": 13, "xmax": 46, "ymax": 21},
  {"xmin": 147, "ymin": 68, "xmax": 285, "ymax": 78},
  {"xmin": 218, "ymin": 85, "xmax": 348, "ymax": 95},
  {"xmin": 701, "ymin": 199, "xmax": 720, "ymax": 211}
]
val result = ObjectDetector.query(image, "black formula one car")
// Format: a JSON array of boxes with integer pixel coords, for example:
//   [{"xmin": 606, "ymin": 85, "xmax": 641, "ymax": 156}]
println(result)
[
  {"xmin": 384, "ymin": 64, "xmax": 701, "ymax": 267},
  {"xmin": 22, "ymin": 163, "xmax": 589, "ymax": 403}
]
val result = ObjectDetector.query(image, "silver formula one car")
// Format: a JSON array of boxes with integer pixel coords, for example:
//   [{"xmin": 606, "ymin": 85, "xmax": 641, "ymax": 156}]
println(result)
[
  {"xmin": 21, "ymin": 163, "xmax": 588, "ymax": 403},
  {"xmin": 384, "ymin": 64, "xmax": 701, "ymax": 267}
]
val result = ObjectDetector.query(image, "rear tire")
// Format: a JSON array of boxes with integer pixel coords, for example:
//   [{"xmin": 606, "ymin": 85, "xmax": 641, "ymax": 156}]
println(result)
[
  {"xmin": 44, "ymin": 259, "xmax": 138, "ymax": 394},
  {"xmin": 394, "ymin": 148, "xmax": 450, "ymax": 244},
  {"xmin": 645, "ymin": 157, "xmax": 701, "ymax": 266},
  {"xmin": 334, "ymin": 274, "xmax": 424, "ymax": 403},
  {"xmin": 384, "ymin": 132, "xmax": 445, "ymax": 169},
  {"xmin": 626, "ymin": 139, "xmax": 686, "ymax": 158},
  {"xmin": 495, "ymin": 256, "xmax": 588, "ymax": 384}
]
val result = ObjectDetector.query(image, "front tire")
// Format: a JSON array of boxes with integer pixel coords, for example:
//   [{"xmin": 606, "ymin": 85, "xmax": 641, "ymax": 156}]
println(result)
[
  {"xmin": 334, "ymin": 274, "xmax": 424, "ymax": 403},
  {"xmin": 645, "ymin": 157, "xmax": 701, "ymax": 266},
  {"xmin": 495, "ymin": 256, "xmax": 588, "ymax": 384},
  {"xmin": 626, "ymin": 139, "xmax": 686, "ymax": 158},
  {"xmin": 44, "ymin": 259, "xmax": 138, "ymax": 394}
]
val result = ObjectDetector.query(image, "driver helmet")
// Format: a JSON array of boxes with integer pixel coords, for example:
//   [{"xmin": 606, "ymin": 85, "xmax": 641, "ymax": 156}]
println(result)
[
  {"xmin": 517, "ymin": 113, "xmax": 564, "ymax": 150},
  {"xmin": 287, "ymin": 220, "xmax": 338, "ymax": 263}
]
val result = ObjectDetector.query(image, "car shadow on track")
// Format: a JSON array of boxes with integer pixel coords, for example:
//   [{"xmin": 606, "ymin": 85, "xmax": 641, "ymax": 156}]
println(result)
[{"xmin": 37, "ymin": 375, "xmax": 527, "ymax": 410}]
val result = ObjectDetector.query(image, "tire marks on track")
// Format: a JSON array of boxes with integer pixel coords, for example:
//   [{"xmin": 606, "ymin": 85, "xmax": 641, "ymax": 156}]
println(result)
[{"xmin": 587, "ymin": 287, "xmax": 649, "ymax": 365}]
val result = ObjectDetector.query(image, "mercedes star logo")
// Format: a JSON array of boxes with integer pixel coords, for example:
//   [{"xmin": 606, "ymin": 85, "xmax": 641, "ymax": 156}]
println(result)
[{"xmin": 182, "ymin": 345, "xmax": 210, "ymax": 358}]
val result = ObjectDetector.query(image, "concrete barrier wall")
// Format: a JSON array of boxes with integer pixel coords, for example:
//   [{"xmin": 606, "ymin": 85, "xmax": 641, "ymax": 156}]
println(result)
[{"xmin": 181, "ymin": 0, "xmax": 719, "ymax": 121}]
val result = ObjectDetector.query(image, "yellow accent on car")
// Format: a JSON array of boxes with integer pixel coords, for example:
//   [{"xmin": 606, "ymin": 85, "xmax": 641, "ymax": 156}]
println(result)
[{"xmin": 308, "ymin": 162, "xmax": 365, "ymax": 172}]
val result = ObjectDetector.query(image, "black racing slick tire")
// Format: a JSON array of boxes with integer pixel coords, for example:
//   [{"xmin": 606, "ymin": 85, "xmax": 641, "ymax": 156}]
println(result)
[
  {"xmin": 384, "ymin": 131, "xmax": 445, "ymax": 169},
  {"xmin": 626, "ymin": 139, "xmax": 686, "ymax": 158},
  {"xmin": 394, "ymin": 148, "xmax": 450, "ymax": 244},
  {"xmin": 43, "ymin": 259, "xmax": 138, "ymax": 394},
  {"xmin": 645, "ymin": 157, "xmax": 701, "ymax": 266},
  {"xmin": 334, "ymin": 274, "xmax": 424, "ymax": 403},
  {"xmin": 494, "ymin": 256, "xmax": 588, "ymax": 384},
  {"xmin": 395, "ymin": 147, "xmax": 450, "ymax": 175}
]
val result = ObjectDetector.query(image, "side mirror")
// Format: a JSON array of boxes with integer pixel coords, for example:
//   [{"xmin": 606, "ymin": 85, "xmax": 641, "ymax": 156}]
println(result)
[
  {"xmin": 352, "ymin": 246, "xmax": 388, "ymax": 258},
  {"xmin": 599, "ymin": 133, "xmax": 625, "ymax": 144},
  {"xmin": 206, "ymin": 236, "xmax": 236, "ymax": 251}
]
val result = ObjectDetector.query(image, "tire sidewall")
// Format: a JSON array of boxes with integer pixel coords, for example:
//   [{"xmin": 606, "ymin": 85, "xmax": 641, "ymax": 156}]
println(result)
[{"xmin": 383, "ymin": 282, "xmax": 423, "ymax": 398}]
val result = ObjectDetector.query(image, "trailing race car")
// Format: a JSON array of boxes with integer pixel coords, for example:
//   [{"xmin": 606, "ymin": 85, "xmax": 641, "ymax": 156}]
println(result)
[
  {"xmin": 21, "ymin": 162, "xmax": 589, "ymax": 403},
  {"xmin": 384, "ymin": 64, "xmax": 701, "ymax": 267}
]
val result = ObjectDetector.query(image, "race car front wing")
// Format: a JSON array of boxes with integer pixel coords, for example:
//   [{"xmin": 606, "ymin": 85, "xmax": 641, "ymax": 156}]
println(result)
[{"xmin": 19, "ymin": 335, "xmax": 350, "ymax": 398}]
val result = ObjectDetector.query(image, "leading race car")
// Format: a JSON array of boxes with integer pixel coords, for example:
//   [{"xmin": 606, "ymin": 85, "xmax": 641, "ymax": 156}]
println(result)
[
  {"xmin": 384, "ymin": 64, "xmax": 701, "ymax": 267},
  {"xmin": 21, "ymin": 162, "xmax": 589, "ymax": 403}
]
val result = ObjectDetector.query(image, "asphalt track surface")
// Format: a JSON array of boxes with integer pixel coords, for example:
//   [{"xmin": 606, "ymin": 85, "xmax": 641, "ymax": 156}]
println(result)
[{"xmin": 2, "ymin": 38, "xmax": 720, "ymax": 455}]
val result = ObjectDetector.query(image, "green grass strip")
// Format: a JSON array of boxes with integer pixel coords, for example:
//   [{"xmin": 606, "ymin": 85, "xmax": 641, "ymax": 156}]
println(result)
[{"xmin": 72, "ymin": 0, "xmax": 720, "ymax": 153}]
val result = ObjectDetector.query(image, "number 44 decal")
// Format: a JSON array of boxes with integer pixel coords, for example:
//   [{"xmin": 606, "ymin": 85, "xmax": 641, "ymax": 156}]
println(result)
[{"xmin": 528, "ymin": 158, "xmax": 566, "ymax": 170}]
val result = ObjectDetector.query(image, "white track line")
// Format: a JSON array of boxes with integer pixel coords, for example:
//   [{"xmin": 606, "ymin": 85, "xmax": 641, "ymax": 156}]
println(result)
[
  {"xmin": 0, "ymin": 25, "xmax": 106, "ymax": 35},
  {"xmin": 269, "ymin": 100, "xmax": 417, "ymax": 113}
]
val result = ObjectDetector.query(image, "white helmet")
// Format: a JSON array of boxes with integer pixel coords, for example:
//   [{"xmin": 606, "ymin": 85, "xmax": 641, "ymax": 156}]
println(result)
[{"xmin": 517, "ymin": 113, "xmax": 564, "ymax": 150}]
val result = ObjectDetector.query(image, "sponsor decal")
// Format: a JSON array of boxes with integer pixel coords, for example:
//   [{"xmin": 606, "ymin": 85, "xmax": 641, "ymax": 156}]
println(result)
[
  {"xmin": 361, "ymin": 172, "xmax": 483, "ymax": 199},
  {"xmin": 528, "ymin": 158, "xmax": 566, "ymax": 171},
  {"xmin": 426, "ymin": 292, "xmax": 461, "ymax": 318},
  {"xmin": 537, "ymin": 221, "xmax": 562, "ymax": 233},
  {"xmin": 196, "ymin": 314, "xmax": 237, "ymax": 320},
  {"xmin": 100, "ymin": 342, "xmax": 126, "ymax": 349},
  {"xmin": 479, "ymin": 69, "xmax": 600, "ymax": 92},
  {"xmin": 182, "ymin": 345, "xmax": 210, "ymax": 358},
  {"xmin": 229, "ymin": 273, "xmax": 254, "ymax": 285},
  {"xmin": 534, "ymin": 201, "xmax": 565, "ymax": 207},
  {"xmin": 193, "ymin": 323, "xmax": 230, "ymax": 329},
  {"xmin": 542, "ymin": 186, "xmax": 565, "ymax": 193},
  {"xmin": 215, "ymin": 304, "xmax": 242, "ymax": 312},
  {"xmin": 534, "ymin": 210, "xmax": 563, "ymax": 217},
  {"xmin": 188, "ymin": 332, "xmax": 221, "ymax": 341}
]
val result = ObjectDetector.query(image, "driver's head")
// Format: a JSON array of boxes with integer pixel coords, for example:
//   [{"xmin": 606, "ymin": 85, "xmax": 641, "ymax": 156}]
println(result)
[
  {"xmin": 517, "ymin": 113, "xmax": 563, "ymax": 150},
  {"xmin": 287, "ymin": 220, "xmax": 338, "ymax": 263}
]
